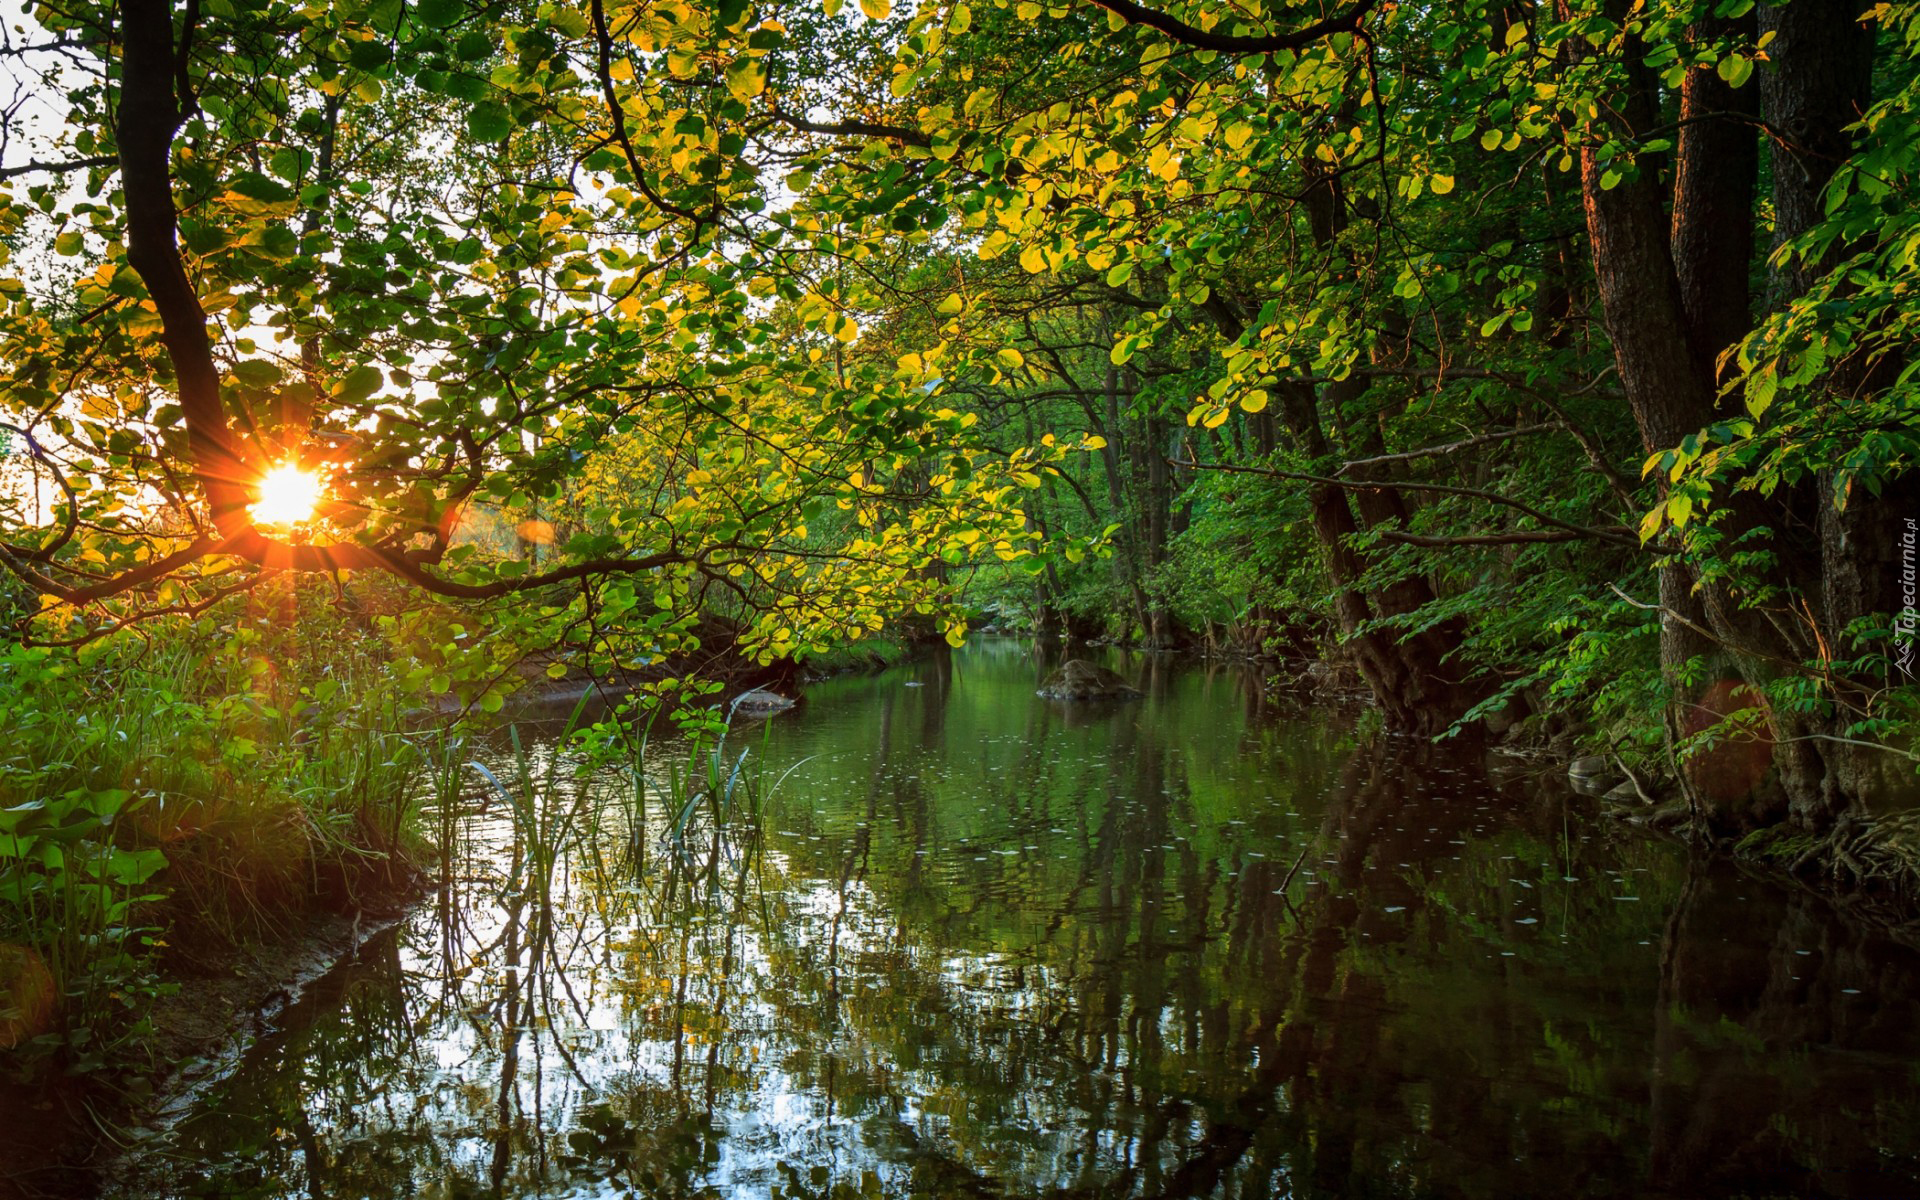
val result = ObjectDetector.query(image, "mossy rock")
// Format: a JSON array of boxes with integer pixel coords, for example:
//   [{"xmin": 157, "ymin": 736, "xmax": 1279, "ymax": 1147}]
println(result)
[
  {"xmin": 1037, "ymin": 660, "xmax": 1140, "ymax": 701},
  {"xmin": 731, "ymin": 689, "xmax": 795, "ymax": 715},
  {"xmin": 1734, "ymin": 822, "xmax": 1823, "ymax": 865}
]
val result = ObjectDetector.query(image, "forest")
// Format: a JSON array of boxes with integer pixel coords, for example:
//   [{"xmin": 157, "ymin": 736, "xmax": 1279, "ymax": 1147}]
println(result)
[{"xmin": 0, "ymin": 0, "xmax": 1918, "ymax": 1195}]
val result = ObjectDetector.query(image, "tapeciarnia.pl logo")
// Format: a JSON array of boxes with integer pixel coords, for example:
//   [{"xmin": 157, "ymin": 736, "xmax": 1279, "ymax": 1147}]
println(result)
[{"xmin": 1900, "ymin": 517, "xmax": 1916, "ymax": 678}]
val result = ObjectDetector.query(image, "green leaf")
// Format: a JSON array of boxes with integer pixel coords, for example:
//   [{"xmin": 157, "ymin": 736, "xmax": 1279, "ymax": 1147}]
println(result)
[
  {"xmin": 333, "ymin": 364, "xmax": 386, "ymax": 404},
  {"xmin": 414, "ymin": 0, "xmax": 466, "ymax": 29},
  {"xmin": 348, "ymin": 39, "xmax": 393, "ymax": 71},
  {"xmin": 106, "ymin": 847, "xmax": 167, "ymax": 887},
  {"xmin": 233, "ymin": 359, "xmax": 284, "ymax": 387},
  {"xmin": 467, "ymin": 101, "xmax": 513, "ymax": 143},
  {"xmin": 225, "ymin": 171, "xmax": 297, "ymax": 216}
]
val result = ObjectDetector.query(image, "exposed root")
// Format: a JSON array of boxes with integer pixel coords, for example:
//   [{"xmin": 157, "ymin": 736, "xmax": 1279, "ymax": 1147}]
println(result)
[{"xmin": 1829, "ymin": 811, "xmax": 1920, "ymax": 897}]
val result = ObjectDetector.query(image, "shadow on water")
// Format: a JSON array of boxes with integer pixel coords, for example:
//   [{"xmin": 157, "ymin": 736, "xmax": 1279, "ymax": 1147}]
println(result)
[{"xmin": 105, "ymin": 641, "xmax": 1920, "ymax": 1199}]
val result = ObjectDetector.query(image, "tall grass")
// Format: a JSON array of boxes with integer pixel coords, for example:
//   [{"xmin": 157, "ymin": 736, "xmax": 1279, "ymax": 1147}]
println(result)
[{"xmin": 0, "ymin": 610, "xmax": 429, "ymax": 1073}]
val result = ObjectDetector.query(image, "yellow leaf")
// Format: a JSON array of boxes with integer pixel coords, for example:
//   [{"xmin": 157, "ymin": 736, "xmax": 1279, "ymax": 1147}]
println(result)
[
  {"xmin": 725, "ymin": 57, "xmax": 766, "ymax": 100},
  {"xmin": 1430, "ymin": 173, "xmax": 1455, "ymax": 195},
  {"xmin": 860, "ymin": 0, "xmax": 890, "ymax": 18},
  {"xmin": 666, "ymin": 48, "xmax": 700, "ymax": 79}
]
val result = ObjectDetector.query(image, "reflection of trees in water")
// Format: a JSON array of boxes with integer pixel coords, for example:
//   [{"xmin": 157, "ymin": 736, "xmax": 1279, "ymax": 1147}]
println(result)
[
  {"xmin": 1651, "ymin": 863, "xmax": 1920, "ymax": 1197},
  {"xmin": 140, "ymin": 667, "xmax": 1920, "ymax": 1200}
]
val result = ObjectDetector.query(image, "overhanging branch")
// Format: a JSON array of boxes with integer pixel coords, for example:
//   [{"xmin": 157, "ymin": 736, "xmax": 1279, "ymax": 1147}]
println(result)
[
  {"xmin": 1171, "ymin": 455, "xmax": 1666, "ymax": 552},
  {"xmin": 1085, "ymin": 0, "xmax": 1377, "ymax": 54}
]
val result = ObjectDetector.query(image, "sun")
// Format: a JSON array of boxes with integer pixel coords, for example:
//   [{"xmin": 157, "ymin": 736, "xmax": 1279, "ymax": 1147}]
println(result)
[{"xmin": 250, "ymin": 463, "xmax": 324, "ymax": 528}]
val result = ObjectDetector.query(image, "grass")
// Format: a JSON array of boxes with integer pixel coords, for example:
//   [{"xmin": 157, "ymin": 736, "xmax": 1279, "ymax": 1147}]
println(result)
[
  {"xmin": 0, "ymin": 613, "xmax": 430, "ymax": 1077},
  {"xmin": 0, "ymin": 592, "xmax": 798, "ymax": 1084}
]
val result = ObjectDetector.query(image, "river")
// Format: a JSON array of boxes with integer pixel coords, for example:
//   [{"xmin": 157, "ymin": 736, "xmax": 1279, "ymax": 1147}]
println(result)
[{"xmin": 113, "ymin": 640, "xmax": 1920, "ymax": 1198}]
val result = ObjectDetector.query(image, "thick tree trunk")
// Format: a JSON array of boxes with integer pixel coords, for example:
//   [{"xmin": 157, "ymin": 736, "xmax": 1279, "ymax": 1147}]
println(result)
[
  {"xmin": 1759, "ymin": 0, "xmax": 1911, "ymax": 825},
  {"xmin": 1672, "ymin": 8, "xmax": 1759, "ymax": 387},
  {"xmin": 1573, "ymin": 10, "xmax": 1794, "ymax": 830},
  {"xmin": 1577, "ymin": 0, "xmax": 1905, "ymax": 833},
  {"xmin": 1758, "ymin": 0, "xmax": 1877, "ymax": 303}
]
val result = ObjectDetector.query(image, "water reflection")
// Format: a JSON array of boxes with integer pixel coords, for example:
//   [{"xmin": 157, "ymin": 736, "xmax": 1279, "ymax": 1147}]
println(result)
[{"xmin": 117, "ymin": 641, "xmax": 1920, "ymax": 1198}]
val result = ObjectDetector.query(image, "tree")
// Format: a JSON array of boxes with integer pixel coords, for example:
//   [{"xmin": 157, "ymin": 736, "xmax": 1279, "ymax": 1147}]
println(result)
[
  {"xmin": 0, "ymin": 0, "xmax": 1057, "ymax": 675},
  {"xmin": 3, "ymin": 0, "xmax": 1915, "ymax": 842}
]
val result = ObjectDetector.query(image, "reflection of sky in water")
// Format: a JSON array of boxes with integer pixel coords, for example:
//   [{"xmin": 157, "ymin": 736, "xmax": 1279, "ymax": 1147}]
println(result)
[{"xmin": 119, "ymin": 641, "xmax": 1920, "ymax": 1199}]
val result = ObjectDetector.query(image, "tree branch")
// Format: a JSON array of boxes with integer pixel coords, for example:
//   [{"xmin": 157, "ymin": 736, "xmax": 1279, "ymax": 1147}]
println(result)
[
  {"xmin": 588, "ymin": 0, "xmax": 708, "ymax": 224},
  {"xmin": 0, "ymin": 154, "xmax": 117, "ymax": 180},
  {"xmin": 1334, "ymin": 423, "xmax": 1562, "ymax": 475},
  {"xmin": 769, "ymin": 108, "xmax": 931, "ymax": 148},
  {"xmin": 1172, "ymin": 455, "xmax": 1664, "ymax": 551},
  {"xmin": 1085, "ymin": 0, "xmax": 1377, "ymax": 54}
]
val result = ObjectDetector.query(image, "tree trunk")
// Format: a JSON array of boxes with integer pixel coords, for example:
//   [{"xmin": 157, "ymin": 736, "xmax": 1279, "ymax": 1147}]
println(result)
[
  {"xmin": 1760, "ymin": 0, "xmax": 1910, "ymax": 826},
  {"xmin": 1577, "ymin": 0, "xmax": 1904, "ymax": 832}
]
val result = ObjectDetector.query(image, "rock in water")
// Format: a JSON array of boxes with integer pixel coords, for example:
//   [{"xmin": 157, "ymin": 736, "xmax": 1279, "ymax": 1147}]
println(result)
[
  {"xmin": 731, "ymin": 689, "xmax": 795, "ymax": 715},
  {"xmin": 1037, "ymin": 660, "xmax": 1140, "ymax": 701},
  {"xmin": 1567, "ymin": 755, "xmax": 1611, "ymax": 780}
]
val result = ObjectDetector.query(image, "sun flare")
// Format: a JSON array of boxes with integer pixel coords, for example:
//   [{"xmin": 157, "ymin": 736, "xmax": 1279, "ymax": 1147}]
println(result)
[{"xmin": 250, "ymin": 463, "xmax": 324, "ymax": 528}]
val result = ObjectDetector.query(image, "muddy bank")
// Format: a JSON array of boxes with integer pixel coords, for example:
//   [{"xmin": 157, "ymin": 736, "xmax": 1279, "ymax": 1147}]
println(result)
[{"xmin": 0, "ymin": 893, "xmax": 414, "ymax": 1200}]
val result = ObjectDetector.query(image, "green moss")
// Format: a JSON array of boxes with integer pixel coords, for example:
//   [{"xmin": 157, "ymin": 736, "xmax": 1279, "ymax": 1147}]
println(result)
[{"xmin": 1733, "ymin": 823, "xmax": 1822, "ymax": 865}]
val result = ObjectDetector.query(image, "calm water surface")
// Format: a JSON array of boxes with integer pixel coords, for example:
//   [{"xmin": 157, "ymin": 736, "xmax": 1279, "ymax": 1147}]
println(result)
[{"xmin": 119, "ymin": 641, "xmax": 1920, "ymax": 1198}]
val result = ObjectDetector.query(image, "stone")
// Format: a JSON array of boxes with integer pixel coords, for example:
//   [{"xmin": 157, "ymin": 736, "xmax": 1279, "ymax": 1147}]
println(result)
[
  {"xmin": 1567, "ymin": 755, "xmax": 1611, "ymax": 779},
  {"xmin": 1603, "ymin": 780, "xmax": 1646, "ymax": 805},
  {"xmin": 730, "ymin": 689, "xmax": 795, "ymax": 715},
  {"xmin": 1647, "ymin": 801, "xmax": 1692, "ymax": 831},
  {"xmin": 1037, "ymin": 660, "xmax": 1140, "ymax": 701}
]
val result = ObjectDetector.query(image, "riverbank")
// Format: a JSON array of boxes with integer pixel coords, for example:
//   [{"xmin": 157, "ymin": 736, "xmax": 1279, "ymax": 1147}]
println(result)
[
  {"xmin": 90, "ymin": 643, "xmax": 1920, "ymax": 1197},
  {"xmin": 0, "ymin": 888, "xmax": 418, "ymax": 1200},
  {"xmin": 9, "ymin": 638, "xmax": 1917, "ymax": 1197}
]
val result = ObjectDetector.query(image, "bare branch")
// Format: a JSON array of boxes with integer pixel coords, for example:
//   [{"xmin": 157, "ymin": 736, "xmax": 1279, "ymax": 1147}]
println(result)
[
  {"xmin": 1335, "ymin": 423, "xmax": 1562, "ymax": 475},
  {"xmin": 0, "ymin": 154, "xmax": 116, "ymax": 180}
]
